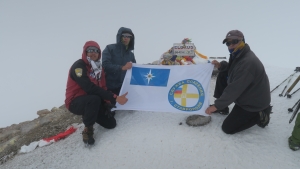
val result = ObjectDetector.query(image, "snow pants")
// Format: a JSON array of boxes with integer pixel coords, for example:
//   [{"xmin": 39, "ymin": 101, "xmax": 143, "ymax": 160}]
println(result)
[
  {"xmin": 290, "ymin": 113, "xmax": 300, "ymax": 145},
  {"xmin": 69, "ymin": 95, "xmax": 116, "ymax": 129}
]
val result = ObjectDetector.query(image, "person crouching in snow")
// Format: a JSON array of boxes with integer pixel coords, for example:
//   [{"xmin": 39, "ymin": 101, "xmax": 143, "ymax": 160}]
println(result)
[
  {"xmin": 205, "ymin": 30, "xmax": 272, "ymax": 134},
  {"xmin": 65, "ymin": 41, "xmax": 128, "ymax": 145}
]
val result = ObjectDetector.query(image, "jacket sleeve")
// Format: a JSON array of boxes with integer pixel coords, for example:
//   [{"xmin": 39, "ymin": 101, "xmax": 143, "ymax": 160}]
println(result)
[
  {"xmin": 219, "ymin": 61, "xmax": 228, "ymax": 72},
  {"xmin": 214, "ymin": 69, "xmax": 254, "ymax": 110},
  {"xmin": 132, "ymin": 52, "xmax": 136, "ymax": 63},
  {"xmin": 102, "ymin": 45, "xmax": 123, "ymax": 73},
  {"xmin": 70, "ymin": 60, "xmax": 116, "ymax": 102}
]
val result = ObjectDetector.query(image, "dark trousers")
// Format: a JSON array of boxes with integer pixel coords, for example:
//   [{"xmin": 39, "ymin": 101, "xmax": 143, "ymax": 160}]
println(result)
[
  {"xmin": 108, "ymin": 87, "xmax": 121, "ymax": 95},
  {"xmin": 69, "ymin": 95, "xmax": 116, "ymax": 129},
  {"xmin": 215, "ymin": 70, "xmax": 260, "ymax": 134},
  {"xmin": 222, "ymin": 105, "xmax": 260, "ymax": 134},
  {"xmin": 214, "ymin": 70, "xmax": 228, "ymax": 98}
]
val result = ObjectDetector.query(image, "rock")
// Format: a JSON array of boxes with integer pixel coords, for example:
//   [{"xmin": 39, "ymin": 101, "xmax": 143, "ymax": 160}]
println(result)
[
  {"xmin": 59, "ymin": 104, "xmax": 70, "ymax": 113},
  {"xmin": 37, "ymin": 109, "xmax": 51, "ymax": 117},
  {"xmin": 19, "ymin": 120, "xmax": 40, "ymax": 133},
  {"xmin": 51, "ymin": 107, "xmax": 60, "ymax": 112},
  {"xmin": 0, "ymin": 152, "xmax": 14, "ymax": 165},
  {"xmin": 0, "ymin": 104, "xmax": 82, "ymax": 164},
  {"xmin": 0, "ymin": 136, "xmax": 19, "ymax": 155},
  {"xmin": 0, "ymin": 129, "xmax": 20, "ymax": 143},
  {"xmin": 186, "ymin": 115, "xmax": 211, "ymax": 126}
]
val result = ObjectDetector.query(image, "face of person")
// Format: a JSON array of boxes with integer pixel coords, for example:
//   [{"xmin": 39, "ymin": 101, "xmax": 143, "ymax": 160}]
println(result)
[
  {"xmin": 122, "ymin": 35, "xmax": 131, "ymax": 46},
  {"xmin": 86, "ymin": 49, "xmax": 100, "ymax": 61},
  {"xmin": 225, "ymin": 39, "xmax": 241, "ymax": 50}
]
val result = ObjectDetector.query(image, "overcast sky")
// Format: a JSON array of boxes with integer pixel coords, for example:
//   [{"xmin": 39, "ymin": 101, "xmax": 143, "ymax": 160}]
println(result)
[{"xmin": 0, "ymin": 0, "xmax": 299, "ymax": 128}]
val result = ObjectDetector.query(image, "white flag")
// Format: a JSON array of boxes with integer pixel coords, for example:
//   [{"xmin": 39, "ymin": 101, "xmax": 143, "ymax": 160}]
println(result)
[{"xmin": 115, "ymin": 63, "xmax": 214, "ymax": 115}]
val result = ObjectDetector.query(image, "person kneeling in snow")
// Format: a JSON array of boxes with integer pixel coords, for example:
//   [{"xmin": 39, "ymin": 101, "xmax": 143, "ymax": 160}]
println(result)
[
  {"xmin": 205, "ymin": 30, "xmax": 272, "ymax": 134},
  {"xmin": 65, "ymin": 41, "xmax": 128, "ymax": 145}
]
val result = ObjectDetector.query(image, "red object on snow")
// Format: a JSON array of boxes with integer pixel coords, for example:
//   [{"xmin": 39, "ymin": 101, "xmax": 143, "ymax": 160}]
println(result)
[{"xmin": 43, "ymin": 126, "xmax": 77, "ymax": 142}]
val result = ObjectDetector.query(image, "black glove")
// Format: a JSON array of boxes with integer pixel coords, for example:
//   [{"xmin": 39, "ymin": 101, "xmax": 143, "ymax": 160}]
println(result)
[{"xmin": 104, "ymin": 103, "xmax": 116, "ymax": 118}]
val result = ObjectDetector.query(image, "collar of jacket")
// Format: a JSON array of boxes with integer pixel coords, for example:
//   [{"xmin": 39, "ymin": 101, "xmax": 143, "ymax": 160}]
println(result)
[
  {"xmin": 227, "ymin": 44, "xmax": 251, "ymax": 72},
  {"xmin": 232, "ymin": 43, "xmax": 250, "ymax": 59}
]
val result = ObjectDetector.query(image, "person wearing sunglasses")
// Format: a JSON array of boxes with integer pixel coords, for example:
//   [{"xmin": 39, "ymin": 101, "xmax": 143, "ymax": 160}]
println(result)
[
  {"xmin": 205, "ymin": 30, "xmax": 272, "ymax": 134},
  {"xmin": 102, "ymin": 27, "xmax": 137, "ymax": 96},
  {"xmin": 65, "ymin": 41, "xmax": 128, "ymax": 145}
]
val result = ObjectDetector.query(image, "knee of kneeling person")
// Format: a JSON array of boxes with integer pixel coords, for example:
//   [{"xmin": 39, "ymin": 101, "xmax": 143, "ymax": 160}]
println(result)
[
  {"xmin": 97, "ymin": 118, "xmax": 117, "ymax": 129},
  {"xmin": 222, "ymin": 124, "xmax": 235, "ymax": 134},
  {"xmin": 105, "ymin": 122, "xmax": 117, "ymax": 129}
]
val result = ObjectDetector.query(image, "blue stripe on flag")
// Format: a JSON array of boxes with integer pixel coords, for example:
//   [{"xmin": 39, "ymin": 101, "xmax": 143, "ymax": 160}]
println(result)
[{"xmin": 130, "ymin": 67, "xmax": 170, "ymax": 87}]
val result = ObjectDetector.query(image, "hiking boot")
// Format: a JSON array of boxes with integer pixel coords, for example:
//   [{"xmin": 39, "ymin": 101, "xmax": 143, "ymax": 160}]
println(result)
[
  {"xmin": 213, "ymin": 107, "xmax": 229, "ymax": 115},
  {"xmin": 257, "ymin": 105, "xmax": 272, "ymax": 128},
  {"xmin": 82, "ymin": 126, "xmax": 95, "ymax": 145},
  {"xmin": 289, "ymin": 136, "xmax": 300, "ymax": 151}
]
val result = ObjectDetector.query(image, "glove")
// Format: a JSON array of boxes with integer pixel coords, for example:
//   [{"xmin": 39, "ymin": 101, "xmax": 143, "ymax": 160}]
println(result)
[{"xmin": 104, "ymin": 103, "xmax": 116, "ymax": 118}]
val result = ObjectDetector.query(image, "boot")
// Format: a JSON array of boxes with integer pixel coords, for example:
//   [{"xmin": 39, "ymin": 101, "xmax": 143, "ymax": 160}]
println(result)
[
  {"xmin": 289, "ymin": 136, "xmax": 300, "ymax": 151},
  {"xmin": 257, "ymin": 105, "xmax": 272, "ymax": 128},
  {"xmin": 82, "ymin": 126, "xmax": 95, "ymax": 145}
]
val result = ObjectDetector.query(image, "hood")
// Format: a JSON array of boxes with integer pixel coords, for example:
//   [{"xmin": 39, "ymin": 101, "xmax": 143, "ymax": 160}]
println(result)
[
  {"xmin": 116, "ymin": 27, "xmax": 135, "ymax": 50},
  {"xmin": 82, "ymin": 41, "xmax": 101, "ymax": 65}
]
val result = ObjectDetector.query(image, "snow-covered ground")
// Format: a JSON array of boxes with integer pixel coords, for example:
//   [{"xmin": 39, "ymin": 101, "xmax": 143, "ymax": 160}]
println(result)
[
  {"xmin": 1, "ymin": 1, "xmax": 300, "ymax": 128},
  {"xmin": 1, "ymin": 65, "xmax": 300, "ymax": 169}
]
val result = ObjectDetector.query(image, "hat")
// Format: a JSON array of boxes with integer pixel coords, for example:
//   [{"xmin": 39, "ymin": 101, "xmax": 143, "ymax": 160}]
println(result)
[
  {"xmin": 122, "ymin": 33, "xmax": 132, "ymax": 37},
  {"xmin": 222, "ymin": 30, "xmax": 244, "ymax": 44}
]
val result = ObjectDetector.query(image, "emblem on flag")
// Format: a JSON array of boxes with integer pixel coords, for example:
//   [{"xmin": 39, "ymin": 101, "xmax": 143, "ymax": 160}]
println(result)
[{"xmin": 168, "ymin": 79, "xmax": 205, "ymax": 111}]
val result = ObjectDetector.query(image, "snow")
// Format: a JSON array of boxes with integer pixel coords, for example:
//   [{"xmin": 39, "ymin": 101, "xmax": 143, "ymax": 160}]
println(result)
[
  {"xmin": 2, "ymin": 64, "xmax": 300, "ymax": 169},
  {"xmin": 1, "ymin": 1, "xmax": 300, "ymax": 167},
  {"xmin": 1, "ymin": 0, "xmax": 300, "ymax": 128}
]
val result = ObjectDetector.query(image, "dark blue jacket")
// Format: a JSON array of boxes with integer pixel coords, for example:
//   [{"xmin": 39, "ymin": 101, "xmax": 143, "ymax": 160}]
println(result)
[{"xmin": 102, "ymin": 27, "xmax": 136, "ymax": 90}]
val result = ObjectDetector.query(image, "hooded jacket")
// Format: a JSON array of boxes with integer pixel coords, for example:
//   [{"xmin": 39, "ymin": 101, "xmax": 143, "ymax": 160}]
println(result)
[
  {"xmin": 65, "ymin": 41, "xmax": 116, "ymax": 109},
  {"xmin": 102, "ymin": 27, "xmax": 136, "ymax": 90},
  {"xmin": 215, "ymin": 44, "xmax": 271, "ymax": 112}
]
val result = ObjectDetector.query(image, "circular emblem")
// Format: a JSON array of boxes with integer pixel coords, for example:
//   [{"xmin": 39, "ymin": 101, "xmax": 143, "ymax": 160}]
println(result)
[{"xmin": 168, "ymin": 79, "xmax": 205, "ymax": 112}]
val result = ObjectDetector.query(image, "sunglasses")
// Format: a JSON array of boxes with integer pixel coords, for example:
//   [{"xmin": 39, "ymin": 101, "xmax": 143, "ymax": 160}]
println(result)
[
  {"xmin": 86, "ymin": 49, "xmax": 100, "ymax": 53},
  {"xmin": 225, "ymin": 39, "xmax": 240, "ymax": 46},
  {"xmin": 122, "ymin": 35, "xmax": 132, "ymax": 38}
]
